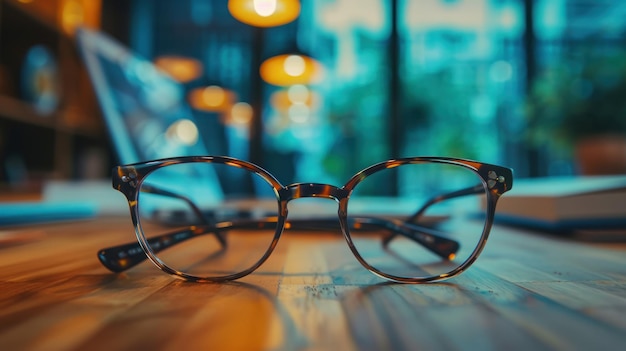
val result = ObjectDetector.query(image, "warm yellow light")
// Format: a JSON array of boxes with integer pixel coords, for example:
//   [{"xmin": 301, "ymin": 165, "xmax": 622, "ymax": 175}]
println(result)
[
  {"xmin": 228, "ymin": 102, "xmax": 254, "ymax": 125},
  {"xmin": 61, "ymin": 0, "xmax": 84, "ymax": 35},
  {"xmin": 283, "ymin": 55, "xmax": 305, "ymax": 76},
  {"xmin": 188, "ymin": 86, "xmax": 236, "ymax": 112},
  {"xmin": 254, "ymin": 0, "xmax": 277, "ymax": 17},
  {"xmin": 202, "ymin": 86, "xmax": 226, "ymax": 107},
  {"xmin": 270, "ymin": 86, "xmax": 318, "ymax": 111},
  {"xmin": 287, "ymin": 84, "xmax": 309, "ymax": 103},
  {"xmin": 228, "ymin": 0, "xmax": 300, "ymax": 27},
  {"xmin": 166, "ymin": 119, "xmax": 199, "ymax": 145},
  {"xmin": 59, "ymin": 0, "xmax": 101, "ymax": 36},
  {"xmin": 260, "ymin": 54, "xmax": 322, "ymax": 86},
  {"xmin": 154, "ymin": 56, "xmax": 203, "ymax": 83}
]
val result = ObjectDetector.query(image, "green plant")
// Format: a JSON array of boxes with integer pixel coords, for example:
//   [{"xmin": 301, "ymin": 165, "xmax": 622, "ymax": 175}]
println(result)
[{"xmin": 525, "ymin": 47, "xmax": 626, "ymax": 149}]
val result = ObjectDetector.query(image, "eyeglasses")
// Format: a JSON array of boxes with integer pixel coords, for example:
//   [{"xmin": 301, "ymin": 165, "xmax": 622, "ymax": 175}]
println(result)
[{"xmin": 100, "ymin": 156, "xmax": 513, "ymax": 283}]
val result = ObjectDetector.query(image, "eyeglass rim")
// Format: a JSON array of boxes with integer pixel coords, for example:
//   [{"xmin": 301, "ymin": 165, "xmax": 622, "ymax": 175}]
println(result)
[
  {"xmin": 111, "ymin": 155, "xmax": 513, "ymax": 283},
  {"xmin": 341, "ymin": 157, "xmax": 507, "ymax": 283}
]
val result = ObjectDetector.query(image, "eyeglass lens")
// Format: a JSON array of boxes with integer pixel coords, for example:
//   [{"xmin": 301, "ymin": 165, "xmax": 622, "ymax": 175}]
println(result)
[
  {"xmin": 346, "ymin": 162, "xmax": 488, "ymax": 280},
  {"xmin": 136, "ymin": 161, "xmax": 281, "ymax": 278}
]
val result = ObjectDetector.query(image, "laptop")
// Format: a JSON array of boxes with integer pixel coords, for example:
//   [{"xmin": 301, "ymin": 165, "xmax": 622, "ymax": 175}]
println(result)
[{"xmin": 75, "ymin": 27, "xmax": 225, "ymax": 213}]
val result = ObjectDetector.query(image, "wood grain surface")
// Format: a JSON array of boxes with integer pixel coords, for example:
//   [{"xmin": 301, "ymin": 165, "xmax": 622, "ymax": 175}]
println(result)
[{"xmin": 0, "ymin": 217, "xmax": 624, "ymax": 350}]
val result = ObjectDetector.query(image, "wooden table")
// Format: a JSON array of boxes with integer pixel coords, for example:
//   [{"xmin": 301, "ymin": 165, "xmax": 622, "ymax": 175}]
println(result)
[{"xmin": 0, "ymin": 216, "xmax": 624, "ymax": 350}]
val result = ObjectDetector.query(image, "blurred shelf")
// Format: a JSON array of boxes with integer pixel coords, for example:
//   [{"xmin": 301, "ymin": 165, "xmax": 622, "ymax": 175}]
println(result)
[
  {"xmin": 0, "ymin": 182, "xmax": 43, "ymax": 203},
  {"xmin": 0, "ymin": 0, "xmax": 109, "ymax": 182},
  {"xmin": 0, "ymin": 94, "xmax": 103, "ymax": 138},
  {"xmin": 4, "ymin": 0, "xmax": 101, "ymax": 37},
  {"xmin": 4, "ymin": 0, "xmax": 60, "ymax": 33}
]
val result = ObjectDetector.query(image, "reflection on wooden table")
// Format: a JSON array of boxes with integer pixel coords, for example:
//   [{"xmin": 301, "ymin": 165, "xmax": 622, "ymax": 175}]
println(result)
[{"xmin": 0, "ymin": 217, "xmax": 624, "ymax": 350}]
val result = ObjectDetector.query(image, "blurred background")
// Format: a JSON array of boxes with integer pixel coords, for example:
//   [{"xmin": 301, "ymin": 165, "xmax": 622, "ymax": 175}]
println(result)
[{"xmin": 1, "ymin": 0, "xmax": 626, "ymax": 199}]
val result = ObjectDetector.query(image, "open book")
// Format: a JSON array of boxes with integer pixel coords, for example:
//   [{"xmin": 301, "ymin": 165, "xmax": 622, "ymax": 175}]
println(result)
[{"xmin": 494, "ymin": 175, "xmax": 626, "ymax": 238}]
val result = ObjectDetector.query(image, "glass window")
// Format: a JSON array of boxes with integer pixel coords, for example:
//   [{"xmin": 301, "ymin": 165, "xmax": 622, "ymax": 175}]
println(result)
[{"xmin": 126, "ymin": 0, "xmax": 626, "ymax": 191}]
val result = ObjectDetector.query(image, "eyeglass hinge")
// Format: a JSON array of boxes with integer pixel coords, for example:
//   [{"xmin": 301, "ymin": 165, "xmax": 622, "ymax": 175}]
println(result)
[
  {"xmin": 487, "ymin": 170, "xmax": 505, "ymax": 189},
  {"xmin": 120, "ymin": 173, "xmax": 138, "ymax": 188}
]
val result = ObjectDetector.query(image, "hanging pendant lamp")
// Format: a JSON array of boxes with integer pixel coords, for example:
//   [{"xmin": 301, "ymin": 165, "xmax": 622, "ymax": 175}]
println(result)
[
  {"xmin": 260, "ymin": 52, "xmax": 322, "ymax": 86},
  {"xmin": 154, "ymin": 56, "xmax": 203, "ymax": 83},
  {"xmin": 188, "ymin": 85, "xmax": 236, "ymax": 113},
  {"xmin": 228, "ymin": 0, "xmax": 300, "ymax": 27}
]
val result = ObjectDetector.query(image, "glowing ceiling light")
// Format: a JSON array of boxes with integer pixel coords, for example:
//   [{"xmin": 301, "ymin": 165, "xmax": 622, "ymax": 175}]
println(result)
[
  {"xmin": 287, "ymin": 84, "xmax": 309, "ymax": 103},
  {"xmin": 154, "ymin": 56, "xmax": 203, "ymax": 83},
  {"xmin": 202, "ymin": 86, "xmax": 226, "ymax": 107},
  {"xmin": 260, "ymin": 54, "xmax": 322, "ymax": 86},
  {"xmin": 283, "ymin": 55, "xmax": 305, "ymax": 77},
  {"xmin": 61, "ymin": 0, "xmax": 85, "ymax": 35},
  {"xmin": 253, "ymin": 0, "xmax": 277, "ymax": 17},
  {"xmin": 270, "ymin": 86, "xmax": 318, "ymax": 111},
  {"xmin": 229, "ymin": 102, "xmax": 254, "ymax": 125},
  {"xmin": 188, "ymin": 85, "xmax": 235, "ymax": 113},
  {"xmin": 166, "ymin": 119, "xmax": 199, "ymax": 145},
  {"xmin": 228, "ymin": 0, "xmax": 300, "ymax": 27}
]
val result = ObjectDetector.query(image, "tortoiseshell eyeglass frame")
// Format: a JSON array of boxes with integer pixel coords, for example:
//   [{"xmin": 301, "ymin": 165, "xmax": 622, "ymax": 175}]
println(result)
[{"xmin": 104, "ymin": 156, "xmax": 513, "ymax": 283}]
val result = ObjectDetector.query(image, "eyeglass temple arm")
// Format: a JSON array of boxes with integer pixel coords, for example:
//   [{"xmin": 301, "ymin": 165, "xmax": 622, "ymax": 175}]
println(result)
[
  {"xmin": 381, "ymin": 184, "xmax": 484, "ymax": 246},
  {"xmin": 99, "ymin": 184, "xmax": 229, "ymax": 272},
  {"xmin": 353, "ymin": 217, "xmax": 459, "ymax": 259},
  {"xmin": 97, "ymin": 218, "xmax": 256, "ymax": 273},
  {"xmin": 405, "ymin": 184, "xmax": 485, "ymax": 224},
  {"xmin": 98, "ymin": 226, "xmax": 205, "ymax": 272},
  {"xmin": 97, "ymin": 217, "xmax": 458, "ymax": 273},
  {"xmin": 281, "ymin": 217, "xmax": 458, "ymax": 259},
  {"xmin": 139, "ymin": 184, "xmax": 227, "ymax": 247}
]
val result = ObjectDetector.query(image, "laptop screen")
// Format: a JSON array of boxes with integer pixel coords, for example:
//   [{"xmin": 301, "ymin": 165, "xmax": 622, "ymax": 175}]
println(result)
[{"xmin": 76, "ymin": 28, "xmax": 224, "ymax": 205}]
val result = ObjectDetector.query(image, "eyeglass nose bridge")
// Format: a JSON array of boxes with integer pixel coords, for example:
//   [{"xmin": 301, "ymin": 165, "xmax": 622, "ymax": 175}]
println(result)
[{"xmin": 281, "ymin": 183, "xmax": 349, "ymax": 202}]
